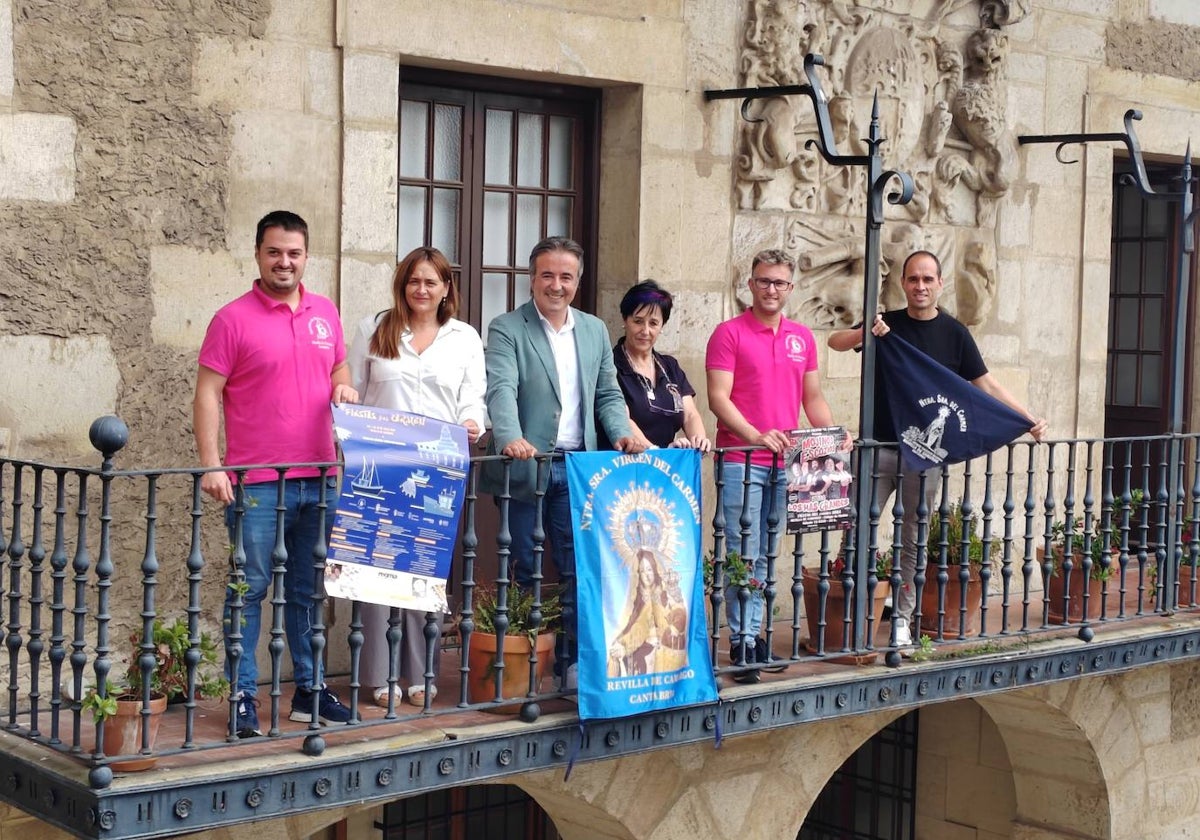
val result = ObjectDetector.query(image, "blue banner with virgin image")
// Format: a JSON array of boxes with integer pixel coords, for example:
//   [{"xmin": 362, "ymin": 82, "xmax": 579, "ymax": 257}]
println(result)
[
  {"xmin": 567, "ymin": 449, "xmax": 716, "ymax": 720},
  {"xmin": 326, "ymin": 403, "xmax": 469, "ymax": 614}
]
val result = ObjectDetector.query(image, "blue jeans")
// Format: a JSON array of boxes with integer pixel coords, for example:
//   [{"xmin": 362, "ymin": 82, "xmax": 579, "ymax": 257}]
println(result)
[
  {"xmin": 507, "ymin": 457, "xmax": 576, "ymax": 668},
  {"xmin": 224, "ymin": 476, "xmax": 337, "ymax": 697},
  {"xmin": 720, "ymin": 460, "xmax": 785, "ymax": 643}
]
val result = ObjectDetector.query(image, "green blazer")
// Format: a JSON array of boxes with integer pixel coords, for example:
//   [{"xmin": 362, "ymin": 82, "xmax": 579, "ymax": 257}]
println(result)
[{"xmin": 482, "ymin": 301, "xmax": 630, "ymax": 501}]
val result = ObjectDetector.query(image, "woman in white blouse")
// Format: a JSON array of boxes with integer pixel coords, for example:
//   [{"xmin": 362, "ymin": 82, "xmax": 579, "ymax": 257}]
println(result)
[{"xmin": 347, "ymin": 246, "xmax": 485, "ymax": 707}]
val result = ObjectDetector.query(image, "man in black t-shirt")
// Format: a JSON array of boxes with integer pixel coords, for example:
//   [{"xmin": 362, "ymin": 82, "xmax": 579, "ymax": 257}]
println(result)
[{"xmin": 829, "ymin": 250, "xmax": 1047, "ymax": 648}]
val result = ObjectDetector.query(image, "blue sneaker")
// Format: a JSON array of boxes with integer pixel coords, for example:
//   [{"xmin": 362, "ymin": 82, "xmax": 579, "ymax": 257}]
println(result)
[
  {"xmin": 234, "ymin": 694, "xmax": 262, "ymax": 739},
  {"xmin": 289, "ymin": 686, "xmax": 357, "ymax": 725}
]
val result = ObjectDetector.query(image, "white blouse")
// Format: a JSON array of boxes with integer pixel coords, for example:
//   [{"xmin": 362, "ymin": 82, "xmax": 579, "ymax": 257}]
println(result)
[{"xmin": 347, "ymin": 314, "xmax": 487, "ymax": 429}]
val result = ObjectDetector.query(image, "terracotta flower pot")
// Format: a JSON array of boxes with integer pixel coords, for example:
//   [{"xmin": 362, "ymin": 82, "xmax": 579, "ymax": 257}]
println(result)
[
  {"xmin": 1038, "ymin": 547, "xmax": 1123, "ymax": 623},
  {"xmin": 102, "ymin": 693, "xmax": 167, "ymax": 771},
  {"xmin": 466, "ymin": 631, "xmax": 555, "ymax": 713},
  {"xmin": 801, "ymin": 568, "xmax": 887, "ymax": 659},
  {"xmin": 919, "ymin": 568, "xmax": 983, "ymax": 637}
]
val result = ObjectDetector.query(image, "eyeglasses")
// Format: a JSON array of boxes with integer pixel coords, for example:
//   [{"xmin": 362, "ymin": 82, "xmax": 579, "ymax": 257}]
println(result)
[{"xmin": 751, "ymin": 277, "xmax": 793, "ymax": 291}]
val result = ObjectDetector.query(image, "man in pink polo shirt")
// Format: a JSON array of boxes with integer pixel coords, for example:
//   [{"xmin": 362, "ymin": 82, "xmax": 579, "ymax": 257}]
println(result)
[
  {"xmin": 193, "ymin": 210, "xmax": 358, "ymax": 737},
  {"xmin": 706, "ymin": 248, "xmax": 839, "ymax": 683}
]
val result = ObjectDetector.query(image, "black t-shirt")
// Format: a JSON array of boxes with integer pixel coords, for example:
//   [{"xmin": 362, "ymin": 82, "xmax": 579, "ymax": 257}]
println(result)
[
  {"xmin": 602, "ymin": 338, "xmax": 697, "ymax": 448},
  {"xmin": 870, "ymin": 309, "xmax": 988, "ymax": 442}
]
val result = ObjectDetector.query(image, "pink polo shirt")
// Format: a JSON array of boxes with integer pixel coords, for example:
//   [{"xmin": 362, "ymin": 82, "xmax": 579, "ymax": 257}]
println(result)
[
  {"xmin": 705, "ymin": 310, "xmax": 818, "ymax": 467},
  {"xmin": 199, "ymin": 282, "xmax": 344, "ymax": 485}
]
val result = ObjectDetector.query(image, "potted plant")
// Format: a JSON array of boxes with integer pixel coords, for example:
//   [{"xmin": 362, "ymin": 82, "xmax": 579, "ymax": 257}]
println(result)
[
  {"xmin": 81, "ymin": 616, "xmax": 228, "ymax": 771},
  {"xmin": 464, "ymin": 585, "xmax": 560, "ymax": 712},
  {"xmin": 128, "ymin": 617, "xmax": 229, "ymax": 705},
  {"xmin": 919, "ymin": 502, "xmax": 996, "ymax": 637},
  {"xmin": 82, "ymin": 681, "xmax": 168, "ymax": 773},
  {"xmin": 801, "ymin": 551, "xmax": 887, "ymax": 661},
  {"xmin": 1041, "ymin": 519, "xmax": 1124, "ymax": 623}
]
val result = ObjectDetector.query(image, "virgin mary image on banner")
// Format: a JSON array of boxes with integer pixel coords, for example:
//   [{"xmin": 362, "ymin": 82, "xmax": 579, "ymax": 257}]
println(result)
[
  {"xmin": 606, "ymin": 515, "xmax": 689, "ymax": 678},
  {"xmin": 568, "ymin": 449, "xmax": 717, "ymax": 720}
]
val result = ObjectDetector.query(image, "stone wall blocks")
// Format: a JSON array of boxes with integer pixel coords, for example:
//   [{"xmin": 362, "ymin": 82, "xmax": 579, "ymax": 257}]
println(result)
[
  {"xmin": 338, "ymin": 256, "xmax": 396, "ymax": 333},
  {"xmin": 229, "ymin": 114, "xmax": 341, "ymax": 254},
  {"xmin": 1036, "ymin": 11, "xmax": 1109, "ymax": 63},
  {"xmin": 1041, "ymin": 0, "xmax": 1119, "ymax": 18},
  {"xmin": 149, "ymin": 245, "xmax": 245, "ymax": 349},
  {"xmin": 341, "ymin": 128, "xmax": 397, "ymax": 254},
  {"xmin": 194, "ymin": 38, "xmax": 308, "ymax": 110},
  {"xmin": 0, "ymin": 113, "xmax": 76, "ymax": 202},
  {"xmin": 0, "ymin": 336, "xmax": 121, "ymax": 452},
  {"xmin": 307, "ymin": 48, "xmax": 341, "ymax": 119},
  {"xmin": 345, "ymin": 52, "xmax": 400, "ymax": 125},
  {"xmin": 1150, "ymin": 0, "xmax": 1200, "ymax": 25}
]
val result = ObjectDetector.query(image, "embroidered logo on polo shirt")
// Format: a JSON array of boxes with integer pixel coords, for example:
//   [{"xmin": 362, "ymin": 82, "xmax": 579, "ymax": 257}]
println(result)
[
  {"xmin": 785, "ymin": 333, "xmax": 808, "ymax": 363},
  {"xmin": 308, "ymin": 316, "xmax": 334, "ymax": 349}
]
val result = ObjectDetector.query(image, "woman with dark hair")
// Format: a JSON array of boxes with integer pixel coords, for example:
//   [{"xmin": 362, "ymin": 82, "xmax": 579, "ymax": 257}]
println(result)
[
  {"xmin": 608, "ymin": 280, "xmax": 710, "ymax": 450},
  {"xmin": 346, "ymin": 246, "xmax": 485, "ymax": 708}
]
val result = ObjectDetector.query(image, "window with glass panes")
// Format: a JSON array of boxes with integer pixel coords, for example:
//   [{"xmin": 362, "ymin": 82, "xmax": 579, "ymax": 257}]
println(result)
[{"xmin": 397, "ymin": 70, "xmax": 599, "ymax": 340}]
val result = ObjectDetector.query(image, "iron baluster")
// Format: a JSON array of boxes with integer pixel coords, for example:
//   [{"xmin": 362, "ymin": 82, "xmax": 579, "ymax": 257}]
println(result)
[
  {"xmin": 763, "ymin": 450, "xmax": 782, "ymax": 659},
  {"xmin": 302, "ymin": 466, "xmax": 334, "ymax": 756},
  {"xmin": 1000, "ymin": 447, "xmax": 1017, "ymax": 635},
  {"xmin": 69, "ymin": 469, "xmax": 90, "ymax": 754},
  {"xmin": 457, "ymin": 464, "xmax": 479, "ymax": 708},
  {"xmin": 1020, "ymin": 443, "xmax": 1038, "ymax": 631},
  {"xmin": 1189, "ymin": 438, "xmax": 1200, "ymax": 607},
  {"xmin": 1099, "ymin": 442, "xmax": 1118, "ymax": 620},
  {"xmin": 26, "ymin": 467, "xmax": 46, "ymax": 738},
  {"xmin": 267, "ymin": 471, "xmax": 288, "ymax": 737},
  {"xmin": 979, "ymin": 453, "xmax": 996, "ymax": 637},
  {"xmin": 184, "ymin": 472, "xmax": 205, "ymax": 748},
  {"xmin": 522, "ymin": 455, "xmax": 549, "ymax": 721},
  {"xmin": 4, "ymin": 463, "xmax": 22, "ymax": 729},
  {"xmin": 225, "ymin": 470, "xmax": 249, "ymax": 742},
  {"xmin": 48, "ymin": 469, "xmax": 68, "ymax": 745},
  {"xmin": 1041, "ymin": 444, "xmax": 1060, "ymax": 628},
  {"xmin": 709, "ymin": 452, "xmax": 727, "ymax": 665},
  {"xmin": 956, "ymin": 462, "xmax": 974, "ymax": 641},
  {"xmin": 87, "ymin": 415, "xmax": 128, "ymax": 784},
  {"xmin": 137, "ymin": 475, "xmax": 160, "ymax": 756}
]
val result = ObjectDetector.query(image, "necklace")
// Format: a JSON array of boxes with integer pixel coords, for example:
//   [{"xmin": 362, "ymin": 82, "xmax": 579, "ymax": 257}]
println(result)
[{"xmin": 622, "ymin": 343, "xmax": 668, "ymax": 402}]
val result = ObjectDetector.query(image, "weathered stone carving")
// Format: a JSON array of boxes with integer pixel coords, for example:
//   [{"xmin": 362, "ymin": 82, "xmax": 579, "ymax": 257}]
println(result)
[{"xmin": 730, "ymin": 0, "xmax": 1028, "ymax": 328}]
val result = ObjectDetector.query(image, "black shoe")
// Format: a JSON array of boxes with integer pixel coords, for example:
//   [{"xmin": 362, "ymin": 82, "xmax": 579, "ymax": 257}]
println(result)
[
  {"xmin": 234, "ymin": 694, "xmax": 262, "ymax": 739},
  {"xmin": 755, "ymin": 636, "xmax": 789, "ymax": 673},
  {"xmin": 729, "ymin": 639, "xmax": 760, "ymax": 684},
  {"xmin": 289, "ymin": 686, "xmax": 358, "ymax": 725}
]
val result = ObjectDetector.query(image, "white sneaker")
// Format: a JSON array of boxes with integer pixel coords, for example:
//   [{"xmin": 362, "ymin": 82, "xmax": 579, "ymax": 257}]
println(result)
[{"xmin": 893, "ymin": 617, "xmax": 913, "ymax": 648}]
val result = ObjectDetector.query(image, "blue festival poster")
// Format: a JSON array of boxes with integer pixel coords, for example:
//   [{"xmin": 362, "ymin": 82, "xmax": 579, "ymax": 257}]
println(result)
[
  {"xmin": 327, "ymin": 404, "xmax": 469, "ymax": 613},
  {"xmin": 567, "ymin": 449, "xmax": 717, "ymax": 720}
]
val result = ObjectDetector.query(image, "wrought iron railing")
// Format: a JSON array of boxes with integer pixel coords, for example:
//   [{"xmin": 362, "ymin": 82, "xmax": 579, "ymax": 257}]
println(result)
[{"xmin": 1, "ymin": 417, "xmax": 1198, "ymax": 783}]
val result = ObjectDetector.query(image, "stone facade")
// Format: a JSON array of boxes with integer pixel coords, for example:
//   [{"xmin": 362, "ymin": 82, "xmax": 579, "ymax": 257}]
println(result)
[{"xmin": 2, "ymin": 0, "xmax": 1200, "ymax": 837}]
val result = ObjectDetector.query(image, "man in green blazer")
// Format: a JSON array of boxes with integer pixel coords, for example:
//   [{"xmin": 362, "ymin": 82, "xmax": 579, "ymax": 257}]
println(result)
[{"xmin": 484, "ymin": 236, "xmax": 643, "ymax": 681}]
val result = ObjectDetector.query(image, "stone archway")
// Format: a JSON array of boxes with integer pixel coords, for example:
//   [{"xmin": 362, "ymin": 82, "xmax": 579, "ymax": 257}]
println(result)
[
  {"xmin": 517, "ymin": 710, "xmax": 905, "ymax": 839},
  {"xmin": 978, "ymin": 690, "xmax": 1115, "ymax": 839}
]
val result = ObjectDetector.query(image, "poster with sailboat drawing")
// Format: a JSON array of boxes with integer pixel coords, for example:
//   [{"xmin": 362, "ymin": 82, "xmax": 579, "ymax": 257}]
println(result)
[{"xmin": 326, "ymin": 404, "xmax": 469, "ymax": 613}]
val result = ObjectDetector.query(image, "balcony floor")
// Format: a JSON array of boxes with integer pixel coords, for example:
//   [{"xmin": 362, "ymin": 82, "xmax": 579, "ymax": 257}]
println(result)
[{"xmin": 51, "ymin": 593, "xmax": 1173, "ymax": 781}]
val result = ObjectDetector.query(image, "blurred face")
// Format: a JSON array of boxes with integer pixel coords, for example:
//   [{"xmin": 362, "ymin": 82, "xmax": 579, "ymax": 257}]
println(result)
[
  {"xmin": 902, "ymin": 254, "xmax": 943, "ymax": 318},
  {"xmin": 623, "ymin": 305, "xmax": 664, "ymax": 354},
  {"xmin": 530, "ymin": 250, "xmax": 580, "ymax": 326},
  {"xmin": 404, "ymin": 260, "xmax": 447, "ymax": 320},
  {"xmin": 638, "ymin": 555, "xmax": 655, "ymax": 587},
  {"xmin": 748, "ymin": 262, "xmax": 793, "ymax": 318},
  {"xmin": 254, "ymin": 227, "xmax": 307, "ymax": 301}
]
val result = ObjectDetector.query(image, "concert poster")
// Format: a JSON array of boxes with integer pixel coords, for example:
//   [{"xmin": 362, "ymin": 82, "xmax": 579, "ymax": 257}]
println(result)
[{"xmin": 784, "ymin": 426, "xmax": 853, "ymax": 534}]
